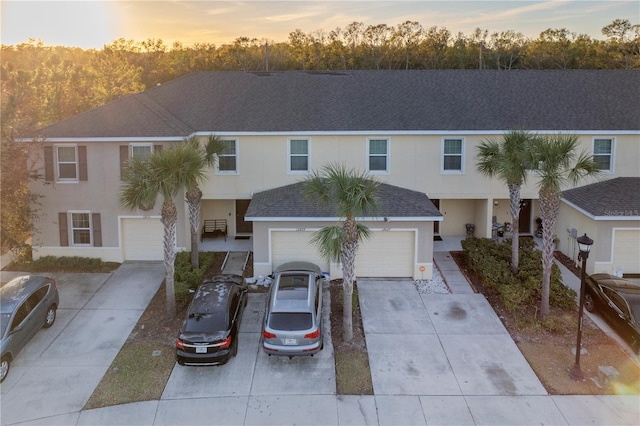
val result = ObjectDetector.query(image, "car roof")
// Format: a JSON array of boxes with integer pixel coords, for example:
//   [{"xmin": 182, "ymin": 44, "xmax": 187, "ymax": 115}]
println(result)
[
  {"xmin": 0, "ymin": 276, "xmax": 54, "ymax": 314},
  {"xmin": 590, "ymin": 274, "xmax": 640, "ymax": 294},
  {"xmin": 275, "ymin": 261, "xmax": 322, "ymax": 275}
]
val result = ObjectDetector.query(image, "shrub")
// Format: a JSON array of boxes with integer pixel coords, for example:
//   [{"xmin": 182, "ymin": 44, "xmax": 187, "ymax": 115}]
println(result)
[
  {"xmin": 461, "ymin": 238, "xmax": 576, "ymax": 314},
  {"xmin": 7, "ymin": 255, "xmax": 120, "ymax": 273},
  {"xmin": 174, "ymin": 251, "xmax": 216, "ymax": 303}
]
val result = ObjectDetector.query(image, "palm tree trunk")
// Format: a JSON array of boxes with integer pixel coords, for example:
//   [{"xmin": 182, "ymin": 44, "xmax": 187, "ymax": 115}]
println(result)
[
  {"xmin": 341, "ymin": 239, "xmax": 357, "ymax": 342},
  {"xmin": 161, "ymin": 200, "xmax": 178, "ymax": 317},
  {"xmin": 508, "ymin": 183, "xmax": 521, "ymax": 274},
  {"xmin": 186, "ymin": 187, "xmax": 202, "ymax": 270},
  {"xmin": 539, "ymin": 190, "xmax": 560, "ymax": 317}
]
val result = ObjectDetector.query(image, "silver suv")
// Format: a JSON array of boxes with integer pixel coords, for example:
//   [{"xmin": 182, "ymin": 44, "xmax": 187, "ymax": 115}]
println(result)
[
  {"xmin": 261, "ymin": 261, "xmax": 325, "ymax": 358},
  {"xmin": 1, "ymin": 275, "xmax": 60, "ymax": 383}
]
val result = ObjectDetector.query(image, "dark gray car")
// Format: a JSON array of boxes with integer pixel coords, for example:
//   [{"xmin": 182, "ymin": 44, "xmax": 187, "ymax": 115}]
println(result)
[{"xmin": 1, "ymin": 275, "xmax": 60, "ymax": 382}]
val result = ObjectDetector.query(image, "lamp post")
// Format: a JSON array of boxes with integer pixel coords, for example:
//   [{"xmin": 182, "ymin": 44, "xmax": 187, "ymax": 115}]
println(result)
[{"xmin": 569, "ymin": 233, "xmax": 594, "ymax": 381}]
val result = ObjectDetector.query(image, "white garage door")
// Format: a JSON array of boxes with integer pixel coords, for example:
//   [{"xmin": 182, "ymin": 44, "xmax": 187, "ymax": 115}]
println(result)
[
  {"xmin": 612, "ymin": 229, "xmax": 640, "ymax": 274},
  {"xmin": 356, "ymin": 231, "xmax": 414, "ymax": 278},
  {"xmin": 271, "ymin": 231, "xmax": 328, "ymax": 271},
  {"xmin": 122, "ymin": 217, "xmax": 163, "ymax": 261}
]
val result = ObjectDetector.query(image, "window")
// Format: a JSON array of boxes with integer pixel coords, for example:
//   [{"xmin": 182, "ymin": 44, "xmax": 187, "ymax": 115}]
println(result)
[
  {"xmin": 289, "ymin": 139, "xmax": 309, "ymax": 173},
  {"xmin": 368, "ymin": 138, "xmax": 389, "ymax": 173},
  {"xmin": 130, "ymin": 143, "xmax": 153, "ymax": 161},
  {"xmin": 56, "ymin": 145, "xmax": 78, "ymax": 180},
  {"xmin": 70, "ymin": 212, "xmax": 91, "ymax": 245},
  {"xmin": 217, "ymin": 139, "xmax": 238, "ymax": 173},
  {"xmin": 442, "ymin": 138, "xmax": 464, "ymax": 173},
  {"xmin": 593, "ymin": 138, "xmax": 613, "ymax": 172}
]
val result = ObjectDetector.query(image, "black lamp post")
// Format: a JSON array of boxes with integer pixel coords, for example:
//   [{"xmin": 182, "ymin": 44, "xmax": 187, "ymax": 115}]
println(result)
[{"xmin": 569, "ymin": 233, "xmax": 594, "ymax": 381}]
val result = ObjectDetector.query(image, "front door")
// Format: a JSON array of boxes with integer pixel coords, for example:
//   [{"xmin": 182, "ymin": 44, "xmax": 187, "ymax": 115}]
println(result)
[
  {"xmin": 519, "ymin": 199, "xmax": 531, "ymax": 234},
  {"xmin": 236, "ymin": 199, "xmax": 253, "ymax": 233}
]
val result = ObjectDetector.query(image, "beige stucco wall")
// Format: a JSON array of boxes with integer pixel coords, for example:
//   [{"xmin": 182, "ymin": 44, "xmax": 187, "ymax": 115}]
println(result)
[{"xmin": 27, "ymin": 132, "xmax": 639, "ymax": 263}]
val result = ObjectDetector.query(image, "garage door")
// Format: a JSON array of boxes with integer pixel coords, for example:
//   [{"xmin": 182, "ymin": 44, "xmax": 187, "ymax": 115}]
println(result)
[
  {"xmin": 612, "ymin": 229, "xmax": 640, "ymax": 274},
  {"xmin": 271, "ymin": 231, "xmax": 328, "ymax": 271},
  {"xmin": 122, "ymin": 217, "xmax": 163, "ymax": 261},
  {"xmin": 356, "ymin": 230, "xmax": 414, "ymax": 278}
]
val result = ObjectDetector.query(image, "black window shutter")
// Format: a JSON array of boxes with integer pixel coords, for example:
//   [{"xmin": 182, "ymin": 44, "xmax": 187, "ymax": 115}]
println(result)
[
  {"xmin": 44, "ymin": 146, "xmax": 54, "ymax": 181},
  {"xmin": 120, "ymin": 145, "xmax": 129, "ymax": 179},
  {"xmin": 58, "ymin": 212, "xmax": 69, "ymax": 246},
  {"xmin": 92, "ymin": 213, "xmax": 102, "ymax": 247},
  {"xmin": 154, "ymin": 144, "xmax": 163, "ymax": 153},
  {"xmin": 78, "ymin": 146, "xmax": 88, "ymax": 181}
]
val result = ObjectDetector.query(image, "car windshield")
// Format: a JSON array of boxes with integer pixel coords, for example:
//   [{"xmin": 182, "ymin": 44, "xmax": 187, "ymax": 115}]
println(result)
[
  {"xmin": 0, "ymin": 313, "xmax": 10, "ymax": 336},
  {"xmin": 183, "ymin": 312, "xmax": 227, "ymax": 333},
  {"xmin": 268, "ymin": 312, "xmax": 312, "ymax": 331}
]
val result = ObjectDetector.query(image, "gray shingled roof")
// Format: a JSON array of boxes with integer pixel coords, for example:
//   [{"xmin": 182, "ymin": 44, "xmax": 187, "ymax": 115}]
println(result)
[
  {"xmin": 561, "ymin": 177, "xmax": 640, "ymax": 218},
  {"xmin": 33, "ymin": 70, "xmax": 640, "ymax": 139},
  {"xmin": 245, "ymin": 181, "xmax": 441, "ymax": 220}
]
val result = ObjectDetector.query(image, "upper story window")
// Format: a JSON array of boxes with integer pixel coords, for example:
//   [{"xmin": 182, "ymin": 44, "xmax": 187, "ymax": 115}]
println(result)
[
  {"xmin": 442, "ymin": 138, "xmax": 464, "ymax": 174},
  {"xmin": 217, "ymin": 139, "xmax": 238, "ymax": 174},
  {"xmin": 289, "ymin": 139, "xmax": 310, "ymax": 173},
  {"xmin": 70, "ymin": 211, "xmax": 91, "ymax": 246},
  {"xmin": 56, "ymin": 145, "xmax": 78, "ymax": 181},
  {"xmin": 130, "ymin": 143, "xmax": 153, "ymax": 161},
  {"xmin": 367, "ymin": 138, "xmax": 389, "ymax": 173},
  {"xmin": 593, "ymin": 138, "xmax": 614, "ymax": 172}
]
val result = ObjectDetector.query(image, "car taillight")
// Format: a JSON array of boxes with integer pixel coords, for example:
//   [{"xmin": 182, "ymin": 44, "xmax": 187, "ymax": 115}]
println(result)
[
  {"xmin": 219, "ymin": 336, "xmax": 231, "ymax": 348},
  {"xmin": 304, "ymin": 328, "xmax": 320, "ymax": 339},
  {"xmin": 263, "ymin": 330, "xmax": 276, "ymax": 339},
  {"xmin": 176, "ymin": 339, "xmax": 184, "ymax": 350}
]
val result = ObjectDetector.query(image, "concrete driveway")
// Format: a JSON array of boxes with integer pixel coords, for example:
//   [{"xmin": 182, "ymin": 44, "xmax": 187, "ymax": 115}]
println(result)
[{"xmin": 0, "ymin": 263, "xmax": 164, "ymax": 425}]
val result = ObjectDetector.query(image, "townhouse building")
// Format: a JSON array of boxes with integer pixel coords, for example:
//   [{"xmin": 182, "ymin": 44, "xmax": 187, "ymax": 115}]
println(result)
[{"xmin": 24, "ymin": 70, "xmax": 640, "ymax": 279}]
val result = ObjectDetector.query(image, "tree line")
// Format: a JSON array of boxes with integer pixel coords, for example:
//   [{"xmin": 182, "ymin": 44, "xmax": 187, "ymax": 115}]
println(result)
[
  {"xmin": 0, "ymin": 18, "xmax": 637, "ymax": 255},
  {"xmin": 2, "ymin": 19, "xmax": 638, "ymax": 136}
]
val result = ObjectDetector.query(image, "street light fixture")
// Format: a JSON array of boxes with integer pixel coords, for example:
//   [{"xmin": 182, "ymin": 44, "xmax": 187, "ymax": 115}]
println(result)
[{"xmin": 569, "ymin": 233, "xmax": 594, "ymax": 381}]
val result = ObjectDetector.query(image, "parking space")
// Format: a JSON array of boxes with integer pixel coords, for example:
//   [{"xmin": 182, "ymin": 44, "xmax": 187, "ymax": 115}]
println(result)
[{"xmin": 161, "ymin": 286, "xmax": 335, "ymax": 400}]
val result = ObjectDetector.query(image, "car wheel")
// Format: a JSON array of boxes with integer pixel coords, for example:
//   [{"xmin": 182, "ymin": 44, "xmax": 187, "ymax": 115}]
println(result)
[
  {"xmin": 584, "ymin": 294, "xmax": 595, "ymax": 313},
  {"xmin": 0, "ymin": 356, "xmax": 10, "ymax": 383},
  {"xmin": 44, "ymin": 305, "xmax": 57, "ymax": 328},
  {"xmin": 232, "ymin": 336, "xmax": 239, "ymax": 357}
]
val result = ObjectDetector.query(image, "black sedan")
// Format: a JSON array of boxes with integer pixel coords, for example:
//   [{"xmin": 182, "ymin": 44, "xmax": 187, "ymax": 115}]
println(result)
[
  {"xmin": 584, "ymin": 273, "xmax": 640, "ymax": 353},
  {"xmin": 176, "ymin": 274, "xmax": 248, "ymax": 366}
]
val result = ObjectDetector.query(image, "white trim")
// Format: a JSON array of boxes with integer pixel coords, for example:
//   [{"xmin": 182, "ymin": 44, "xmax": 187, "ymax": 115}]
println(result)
[
  {"xmin": 366, "ymin": 137, "xmax": 390, "ymax": 174},
  {"xmin": 561, "ymin": 199, "xmax": 640, "ymax": 220},
  {"xmin": 592, "ymin": 136, "xmax": 615, "ymax": 174},
  {"xmin": 215, "ymin": 138, "xmax": 239, "ymax": 175},
  {"xmin": 68, "ymin": 210, "xmax": 92, "ymax": 246},
  {"xmin": 287, "ymin": 137, "xmax": 311, "ymax": 174},
  {"xmin": 18, "ymin": 130, "xmax": 640, "ymax": 143},
  {"xmin": 55, "ymin": 144, "xmax": 79, "ymax": 182},
  {"xmin": 441, "ymin": 137, "xmax": 465, "ymax": 174},
  {"xmin": 130, "ymin": 142, "xmax": 154, "ymax": 161},
  {"xmin": 246, "ymin": 216, "xmax": 443, "ymax": 222}
]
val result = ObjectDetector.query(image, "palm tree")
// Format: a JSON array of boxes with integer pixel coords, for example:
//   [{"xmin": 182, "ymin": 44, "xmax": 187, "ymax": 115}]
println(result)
[
  {"xmin": 531, "ymin": 134, "xmax": 599, "ymax": 317},
  {"xmin": 120, "ymin": 143, "xmax": 206, "ymax": 317},
  {"xmin": 476, "ymin": 130, "xmax": 535, "ymax": 274},
  {"xmin": 304, "ymin": 163, "xmax": 380, "ymax": 341},
  {"xmin": 184, "ymin": 135, "xmax": 225, "ymax": 269}
]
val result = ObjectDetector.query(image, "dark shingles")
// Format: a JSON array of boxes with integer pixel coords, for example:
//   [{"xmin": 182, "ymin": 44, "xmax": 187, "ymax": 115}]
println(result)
[
  {"xmin": 33, "ymin": 70, "xmax": 640, "ymax": 139},
  {"xmin": 245, "ymin": 181, "xmax": 442, "ymax": 219},
  {"xmin": 561, "ymin": 177, "xmax": 640, "ymax": 217}
]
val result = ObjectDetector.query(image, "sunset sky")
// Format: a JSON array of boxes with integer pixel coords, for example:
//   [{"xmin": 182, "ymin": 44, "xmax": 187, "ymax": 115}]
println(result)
[{"xmin": 1, "ymin": 1, "xmax": 638, "ymax": 49}]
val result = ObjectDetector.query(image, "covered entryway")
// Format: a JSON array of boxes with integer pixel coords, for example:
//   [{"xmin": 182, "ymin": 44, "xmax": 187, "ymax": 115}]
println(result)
[
  {"xmin": 612, "ymin": 229, "xmax": 640, "ymax": 274},
  {"xmin": 122, "ymin": 217, "xmax": 163, "ymax": 261},
  {"xmin": 271, "ymin": 230, "xmax": 328, "ymax": 271},
  {"xmin": 356, "ymin": 230, "xmax": 415, "ymax": 278}
]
